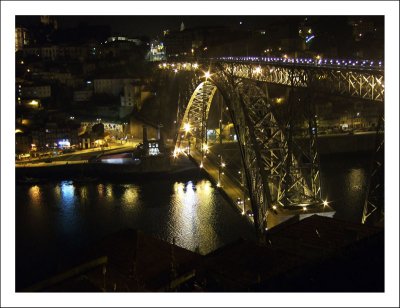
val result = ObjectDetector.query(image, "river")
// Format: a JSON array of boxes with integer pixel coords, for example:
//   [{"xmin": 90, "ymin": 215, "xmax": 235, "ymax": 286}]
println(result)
[{"xmin": 15, "ymin": 152, "xmax": 372, "ymax": 289}]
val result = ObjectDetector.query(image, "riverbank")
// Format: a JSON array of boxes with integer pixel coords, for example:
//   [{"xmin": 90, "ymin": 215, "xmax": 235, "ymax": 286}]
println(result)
[{"xmin": 15, "ymin": 154, "xmax": 192, "ymax": 181}]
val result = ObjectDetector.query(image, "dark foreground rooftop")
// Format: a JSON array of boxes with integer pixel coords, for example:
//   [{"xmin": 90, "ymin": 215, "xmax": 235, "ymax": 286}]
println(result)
[
  {"xmin": 201, "ymin": 215, "xmax": 383, "ymax": 292},
  {"xmin": 22, "ymin": 215, "xmax": 383, "ymax": 292}
]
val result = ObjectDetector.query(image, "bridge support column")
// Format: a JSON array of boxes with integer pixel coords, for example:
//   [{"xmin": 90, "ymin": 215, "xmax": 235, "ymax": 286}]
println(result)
[{"xmin": 362, "ymin": 113, "xmax": 384, "ymax": 225}]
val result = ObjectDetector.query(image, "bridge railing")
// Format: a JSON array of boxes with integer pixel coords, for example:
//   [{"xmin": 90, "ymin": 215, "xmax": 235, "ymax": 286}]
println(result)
[
  {"xmin": 159, "ymin": 56, "xmax": 383, "ymax": 72},
  {"xmin": 211, "ymin": 56, "xmax": 384, "ymax": 72}
]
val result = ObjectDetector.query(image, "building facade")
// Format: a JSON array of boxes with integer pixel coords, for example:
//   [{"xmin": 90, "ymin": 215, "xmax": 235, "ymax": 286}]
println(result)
[
  {"xmin": 31, "ymin": 128, "xmax": 79, "ymax": 150},
  {"xmin": 21, "ymin": 85, "xmax": 51, "ymax": 99},
  {"xmin": 73, "ymin": 90, "xmax": 93, "ymax": 102},
  {"xmin": 15, "ymin": 27, "xmax": 29, "ymax": 51},
  {"xmin": 94, "ymin": 78, "xmax": 139, "ymax": 96}
]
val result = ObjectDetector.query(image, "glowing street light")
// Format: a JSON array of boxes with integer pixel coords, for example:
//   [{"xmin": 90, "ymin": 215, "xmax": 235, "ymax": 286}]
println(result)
[
  {"xmin": 253, "ymin": 66, "xmax": 262, "ymax": 74},
  {"xmin": 323, "ymin": 200, "xmax": 329, "ymax": 207},
  {"xmin": 204, "ymin": 71, "xmax": 211, "ymax": 80},
  {"xmin": 193, "ymin": 63, "xmax": 198, "ymax": 69},
  {"xmin": 184, "ymin": 122, "xmax": 191, "ymax": 133}
]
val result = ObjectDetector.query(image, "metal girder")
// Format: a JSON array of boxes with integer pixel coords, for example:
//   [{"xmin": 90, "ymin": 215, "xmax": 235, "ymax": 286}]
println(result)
[
  {"xmin": 174, "ymin": 70, "xmax": 322, "ymax": 236},
  {"xmin": 224, "ymin": 84, "xmax": 272, "ymax": 236},
  {"xmin": 220, "ymin": 63, "xmax": 384, "ymax": 102},
  {"xmin": 362, "ymin": 115, "xmax": 384, "ymax": 225},
  {"xmin": 175, "ymin": 81, "xmax": 216, "ymax": 151},
  {"xmin": 164, "ymin": 61, "xmax": 384, "ymax": 102},
  {"xmin": 311, "ymin": 68, "xmax": 384, "ymax": 102}
]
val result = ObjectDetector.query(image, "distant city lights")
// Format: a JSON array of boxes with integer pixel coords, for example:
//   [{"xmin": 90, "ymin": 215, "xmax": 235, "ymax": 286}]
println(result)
[
  {"xmin": 58, "ymin": 139, "xmax": 71, "ymax": 147},
  {"xmin": 305, "ymin": 35, "xmax": 315, "ymax": 43}
]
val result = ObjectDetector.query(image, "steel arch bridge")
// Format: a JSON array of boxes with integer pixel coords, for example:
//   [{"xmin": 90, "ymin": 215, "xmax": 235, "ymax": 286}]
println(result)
[{"xmin": 161, "ymin": 58, "xmax": 384, "ymax": 236}]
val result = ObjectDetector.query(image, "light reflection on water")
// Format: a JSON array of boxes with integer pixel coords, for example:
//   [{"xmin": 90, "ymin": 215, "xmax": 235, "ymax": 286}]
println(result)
[
  {"xmin": 348, "ymin": 168, "xmax": 365, "ymax": 193},
  {"xmin": 106, "ymin": 184, "xmax": 114, "ymax": 201},
  {"xmin": 79, "ymin": 186, "xmax": 88, "ymax": 201},
  {"xmin": 168, "ymin": 180, "xmax": 220, "ymax": 253},
  {"xmin": 121, "ymin": 185, "xmax": 139, "ymax": 207},
  {"xmin": 28, "ymin": 185, "xmax": 41, "ymax": 206},
  {"xmin": 60, "ymin": 181, "xmax": 75, "ymax": 206},
  {"xmin": 17, "ymin": 177, "xmax": 254, "ymax": 258},
  {"xmin": 16, "ymin": 154, "xmax": 373, "ymax": 289},
  {"xmin": 319, "ymin": 154, "xmax": 369, "ymax": 223}
]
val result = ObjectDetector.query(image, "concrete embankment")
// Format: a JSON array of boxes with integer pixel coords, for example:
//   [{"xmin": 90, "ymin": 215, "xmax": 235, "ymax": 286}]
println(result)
[
  {"xmin": 16, "ymin": 155, "xmax": 172, "ymax": 180},
  {"xmin": 15, "ymin": 155, "xmax": 202, "ymax": 181}
]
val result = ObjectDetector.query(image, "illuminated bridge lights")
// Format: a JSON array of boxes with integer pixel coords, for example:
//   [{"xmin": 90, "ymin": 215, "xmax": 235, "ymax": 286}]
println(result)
[
  {"xmin": 215, "ymin": 55, "xmax": 383, "ymax": 68},
  {"xmin": 191, "ymin": 56, "xmax": 383, "ymax": 70},
  {"xmin": 163, "ymin": 56, "xmax": 384, "ymax": 102}
]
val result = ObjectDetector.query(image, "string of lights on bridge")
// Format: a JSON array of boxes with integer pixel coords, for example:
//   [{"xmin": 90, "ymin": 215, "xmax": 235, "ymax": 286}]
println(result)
[
  {"xmin": 159, "ymin": 57, "xmax": 383, "ymax": 72},
  {"xmin": 215, "ymin": 56, "xmax": 383, "ymax": 70}
]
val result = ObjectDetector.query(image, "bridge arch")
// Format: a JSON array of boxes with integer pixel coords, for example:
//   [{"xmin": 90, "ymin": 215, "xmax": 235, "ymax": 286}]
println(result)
[{"xmin": 174, "ymin": 74, "xmax": 322, "ymax": 236}]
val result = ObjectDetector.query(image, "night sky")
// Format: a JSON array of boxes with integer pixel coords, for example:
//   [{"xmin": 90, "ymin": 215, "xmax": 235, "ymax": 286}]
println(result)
[{"xmin": 16, "ymin": 15, "xmax": 304, "ymax": 38}]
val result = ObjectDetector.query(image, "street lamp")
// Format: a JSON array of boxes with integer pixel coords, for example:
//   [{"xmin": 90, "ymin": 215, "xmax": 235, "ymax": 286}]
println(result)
[
  {"xmin": 184, "ymin": 122, "xmax": 191, "ymax": 133},
  {"xmin": 204, "ymin": 71, "xmax": 211, "ymax": 80},
  {"xmin": 253, "ymin": 66, "xmax": 262, "ymax": 75}
]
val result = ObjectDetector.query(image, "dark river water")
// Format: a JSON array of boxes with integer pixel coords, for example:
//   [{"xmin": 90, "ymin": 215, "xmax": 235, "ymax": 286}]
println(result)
[{"xmin": 15, "ymin": 152, "xmax": 372, "ymax": 289}]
